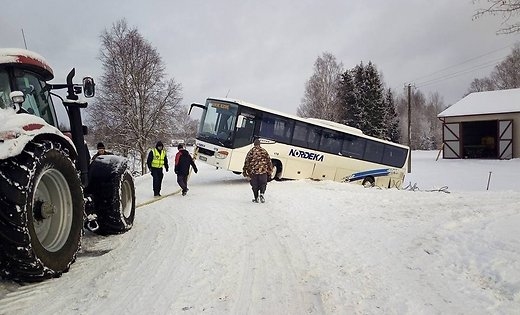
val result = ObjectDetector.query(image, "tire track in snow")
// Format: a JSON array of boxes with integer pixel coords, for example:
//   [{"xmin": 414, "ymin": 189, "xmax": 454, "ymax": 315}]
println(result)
[
  {"xmin": 85, "ymin": 201, "xmax": 198, "ymax": 314},
  {"xmin": 226, "ymin": 199, "xmax": 322, "ymax": 314}
]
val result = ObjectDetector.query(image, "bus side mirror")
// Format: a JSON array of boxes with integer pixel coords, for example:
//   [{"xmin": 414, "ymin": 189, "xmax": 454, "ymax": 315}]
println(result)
[
  {"xmin": 189, "ymin": 102, "xmax": 206, "ymax": 115},
  {"xmin": 83, "ymin": 77, "xmax": 95, "ymax": 98}
]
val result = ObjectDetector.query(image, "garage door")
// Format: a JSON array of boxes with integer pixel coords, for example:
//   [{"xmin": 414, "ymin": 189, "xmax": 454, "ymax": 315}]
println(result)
[
  {"xmin": 443, "ymin": 123, "xmax": 461, "ymax": 158},
  {"xmin": 499, "ymin": 120, "xmax": 513, "ymax": 159}
]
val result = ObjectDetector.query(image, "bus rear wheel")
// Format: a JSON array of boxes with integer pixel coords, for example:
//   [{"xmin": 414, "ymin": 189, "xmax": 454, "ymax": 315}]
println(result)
[{"xmin": 362, "ymin": 176, "xmax": 375, "ymax": 188}]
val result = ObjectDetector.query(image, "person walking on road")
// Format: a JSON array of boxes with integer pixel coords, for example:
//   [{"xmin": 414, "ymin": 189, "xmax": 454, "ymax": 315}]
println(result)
[
  {"xmin": 147, "ymin": 141, "xmax": 169, "ymax": 196},
  {"xmin": 243, "ymin": 139, "xmax": 273, "ymax": 203},
  {"xmin": 174, "ymin": 143, "xmax": 198, "ymax": 196}
]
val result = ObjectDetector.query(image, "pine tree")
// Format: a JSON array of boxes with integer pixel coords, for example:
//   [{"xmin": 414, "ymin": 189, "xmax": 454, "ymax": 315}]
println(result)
[
  {"xmin": 361, "ymin": 62, "xmax": 386, "ymax": 138},
  {"xmin": 338, "ymin": 62, "xmax": 388, "ymax": 138},
  {"xmin": 351, "ymin": 63, "xmax": 367, "ymax": 130},
  {"xmin": 384, "ymin": 89, "xmax": 400, "ymax": 142},
  {"xmin": 337, "ymin": 70, "xmax": 360, "ymax": 127}
]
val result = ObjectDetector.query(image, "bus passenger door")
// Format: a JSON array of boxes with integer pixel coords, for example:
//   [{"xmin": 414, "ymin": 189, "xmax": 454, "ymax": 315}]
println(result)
[{"xmin": 234, "ymin": 113, "xmax": 256, "ymax": 148}]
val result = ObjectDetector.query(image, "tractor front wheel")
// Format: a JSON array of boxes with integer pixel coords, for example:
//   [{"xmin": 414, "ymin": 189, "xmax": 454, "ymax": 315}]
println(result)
[{"xmin": 0, "ymin": 140, "xmax": 84, "ymax": 282}]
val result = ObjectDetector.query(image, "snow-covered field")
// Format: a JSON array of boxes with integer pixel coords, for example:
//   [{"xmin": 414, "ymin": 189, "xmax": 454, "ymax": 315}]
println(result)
[{"xmin": 0, "ymin": 150, "xmax": 519, "ymax": 314}]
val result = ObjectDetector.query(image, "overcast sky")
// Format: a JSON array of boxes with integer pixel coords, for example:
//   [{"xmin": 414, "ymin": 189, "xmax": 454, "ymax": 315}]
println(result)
[{"xmin": 2, "ymin": 1, "xmax": 519, "ymax": 115}]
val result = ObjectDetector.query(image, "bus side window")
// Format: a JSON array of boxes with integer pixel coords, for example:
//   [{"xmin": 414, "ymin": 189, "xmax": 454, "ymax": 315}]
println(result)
[
  {"xmin": 259, "ymin": 115, "xmax": 275, "ymax": 139},
  {"xmin": 320, "ymin": 130, "xmax": 342, "ymax": 154},
  {"xmin": 341, "ymin": 135, "xmax": 365, "ymax": 159},
  {"xmin": 307, "ymin": 127, "xmax": 321, "ymax": 150},
  {"xmin": 382, "ymin": 145, "xmax": 408, "ymax": 168},
  {"xmin": 291, "ymin": 122, "xmax": 308, "ymax": 147},
  {"xmin": 234, "ymin": 117, "xmax": 255, "ymax": 147},
  {"xmin": 274, "ymin": 118, "xmax": 293, "ymax": 143},
  {"xmin": 364, "ymin": 140, "xmax": 384, "ymax": 163},
  {"xmin": 260, "ymin": 114, "xmax": 294, "ymax": 144}
]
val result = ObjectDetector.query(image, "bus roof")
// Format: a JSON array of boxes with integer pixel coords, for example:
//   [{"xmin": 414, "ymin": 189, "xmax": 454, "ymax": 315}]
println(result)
[
  {"xmin": 207, "ymin": 97, "xmax": 409, "ymax": 149},
  {"xmin": 305, "ymin": 118, "xmax": 363, "ymax": 135},
  {"xmin": 0, "ymin": 48, "xmax": 54, "ymax": 81}
]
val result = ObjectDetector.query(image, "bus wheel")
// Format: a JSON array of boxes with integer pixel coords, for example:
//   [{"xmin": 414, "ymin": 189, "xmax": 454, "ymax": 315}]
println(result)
[
  {"xmin": 362, "ymin": 176, "xmax": 375, "ymax": 188},
  {"xmin": 269, "ymin": 160, "xmax": 282, "ymax": 181}
]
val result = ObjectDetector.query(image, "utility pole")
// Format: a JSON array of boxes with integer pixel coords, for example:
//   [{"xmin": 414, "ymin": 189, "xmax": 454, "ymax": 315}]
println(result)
[{"xmin": 407, "ymin": 84, "xmax": 412, "ymax": 173}]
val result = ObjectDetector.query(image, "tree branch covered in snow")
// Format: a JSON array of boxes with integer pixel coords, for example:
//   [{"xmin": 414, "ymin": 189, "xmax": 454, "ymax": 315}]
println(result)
[
  {"xmin": 473, "ymin": 0, "xmax": 520, "ymax": 34},
  {"xmin": 88, "ymin": 19, "xmax": 183, "ymax": 174},
  {"xmin": 466, "ymin": 44, "xmax": 520, "ymax": 95},
  {"xmin": 297, "ymin": 52, "xmax": 343, "ymax": 121}
]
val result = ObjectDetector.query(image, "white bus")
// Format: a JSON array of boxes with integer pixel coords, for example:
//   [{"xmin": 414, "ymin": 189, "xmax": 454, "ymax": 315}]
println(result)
[{"xmin": 190, "ymin": 97, "xmax": 409, "ymax": 188}]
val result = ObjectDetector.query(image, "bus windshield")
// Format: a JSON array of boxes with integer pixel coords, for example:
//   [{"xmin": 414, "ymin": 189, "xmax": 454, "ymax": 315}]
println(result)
[{"xmin": 198, "ymin": 100, "xmax": 238, "ymax": 147}]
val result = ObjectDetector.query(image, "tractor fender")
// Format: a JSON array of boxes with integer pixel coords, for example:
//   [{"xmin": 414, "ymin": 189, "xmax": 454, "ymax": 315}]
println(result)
[{"xmin": 0, "ymin": 108, "xmax": 76, "ymax": 160}]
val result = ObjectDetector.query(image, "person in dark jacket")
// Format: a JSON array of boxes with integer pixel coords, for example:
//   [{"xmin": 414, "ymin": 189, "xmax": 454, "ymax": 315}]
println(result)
[
  {"xmin": 174, "ymin": 143, "xmax": 198, "ymax": 196},
  {"xmin": 91, "ymin": 142, "xmax": 113, "ymax": 161},
  {"xmin": 147, "ymin": 141, "xmax": 169, "ymax": 196}
]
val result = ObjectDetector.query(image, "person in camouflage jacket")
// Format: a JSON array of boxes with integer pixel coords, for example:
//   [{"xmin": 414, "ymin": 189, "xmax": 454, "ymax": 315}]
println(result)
[{"xmin": 243, "ymin": 139, "xmax": 273, "ymax": 203}]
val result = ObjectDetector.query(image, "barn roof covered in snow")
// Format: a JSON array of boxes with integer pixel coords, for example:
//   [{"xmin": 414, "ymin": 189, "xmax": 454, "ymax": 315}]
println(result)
[{"xmin": 438, "ymin": 88, "xmax": 520, "ymax": 118}]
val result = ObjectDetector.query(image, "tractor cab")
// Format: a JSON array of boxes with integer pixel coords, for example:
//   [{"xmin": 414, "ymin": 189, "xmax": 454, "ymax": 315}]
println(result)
[{"xmin": 0, "ymin": 49, "xmax": 57, "ymax": 125}]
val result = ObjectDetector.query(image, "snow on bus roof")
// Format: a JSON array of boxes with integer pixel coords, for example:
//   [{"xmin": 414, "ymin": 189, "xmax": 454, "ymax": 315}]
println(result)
[
  {"xmin": 0, "ymin": 48, "xmax": 53, "ymax": 80},
  {"xmin": 305, "ymin": 118, "xmax": 363, "ymax": 135}
]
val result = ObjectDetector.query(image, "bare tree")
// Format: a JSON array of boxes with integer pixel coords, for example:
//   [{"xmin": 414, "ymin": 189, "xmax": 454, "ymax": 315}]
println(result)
[
  {"xmin": 396, "ymin": 89, "xmax": 445, "ymax": 150},
  {"xmin": 297, "ymin": 52, "xmax": 343, "ymax": 120},
  {"xmin": 466, "ymin": 77, "xmax": 496, "ymax": 95},
  {"xmin": 88, "ymin": 19, "xmax": 182, "ymax": 174},
  {"xmin": 465, "ymin": 44, "xmax": 520, "ymax": 95},
  {"xmin": 490, "ymin": 44, "xmax": 520, "ymax": 88},
  {"xmin": 473, "ymin": 0, "xmax": 520, "ymax": 34},
  {"xmin": 172, "ymin": 106, "xmax": 199, "ymax": 143},
  {"xmin": 424, "ymin": 92, "xmax": 445, "ymax": 150}
]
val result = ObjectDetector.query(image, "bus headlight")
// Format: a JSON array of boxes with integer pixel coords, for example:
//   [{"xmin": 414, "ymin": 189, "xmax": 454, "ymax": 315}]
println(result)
[{"xmin": 215, "ymin": 150, "xmax": 229, "ymax": 159}]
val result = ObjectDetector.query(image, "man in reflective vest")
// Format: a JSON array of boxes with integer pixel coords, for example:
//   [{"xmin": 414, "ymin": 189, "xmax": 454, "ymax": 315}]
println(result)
[{"xmin": 146, "ymin": 141, "xmax": 169, "ymax": 196}]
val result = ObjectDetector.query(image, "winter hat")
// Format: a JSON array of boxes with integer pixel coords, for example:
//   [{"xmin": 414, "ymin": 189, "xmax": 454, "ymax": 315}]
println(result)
[
  {"xmin": 97, "ymin": 142, "xmax": 105, "ymax": 149},
  {"xmin": 156, "ymin": 141, "xmax": 164, "ymax": 148}
]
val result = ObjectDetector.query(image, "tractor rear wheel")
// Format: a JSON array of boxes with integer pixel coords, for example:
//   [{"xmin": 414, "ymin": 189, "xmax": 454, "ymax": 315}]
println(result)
[
  {"xmin": 88, "ymin": 156, "xmax": 135, "ymax": 235},
  {"xmin": 0, "ymin": 140, "xmax": 84, "ymax": 282}
]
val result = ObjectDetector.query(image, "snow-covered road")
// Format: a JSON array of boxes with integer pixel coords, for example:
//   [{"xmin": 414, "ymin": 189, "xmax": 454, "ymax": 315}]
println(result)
[{"xmin": 0, "ymin": 151, "xmax": 519, "ymax": 314}]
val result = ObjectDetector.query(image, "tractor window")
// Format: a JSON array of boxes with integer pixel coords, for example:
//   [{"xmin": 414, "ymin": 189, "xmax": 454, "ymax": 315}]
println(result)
[
  {"xmin": 0, "ymin": 71, "xmax": 11, "ymax": 109},
  {"xmin": 15, "ymin": 71, "xmax": 56, "ymax": 126}
]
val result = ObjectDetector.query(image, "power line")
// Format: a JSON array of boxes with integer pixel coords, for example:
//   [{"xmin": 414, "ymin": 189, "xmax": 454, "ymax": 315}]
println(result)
[
  {"xmin": 409, "ymin": 43, "xmax": 516, "ymax": 83},
  {"xmin": 415, "ymin": 56, "xmax": 507, "ymax": 88}
]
